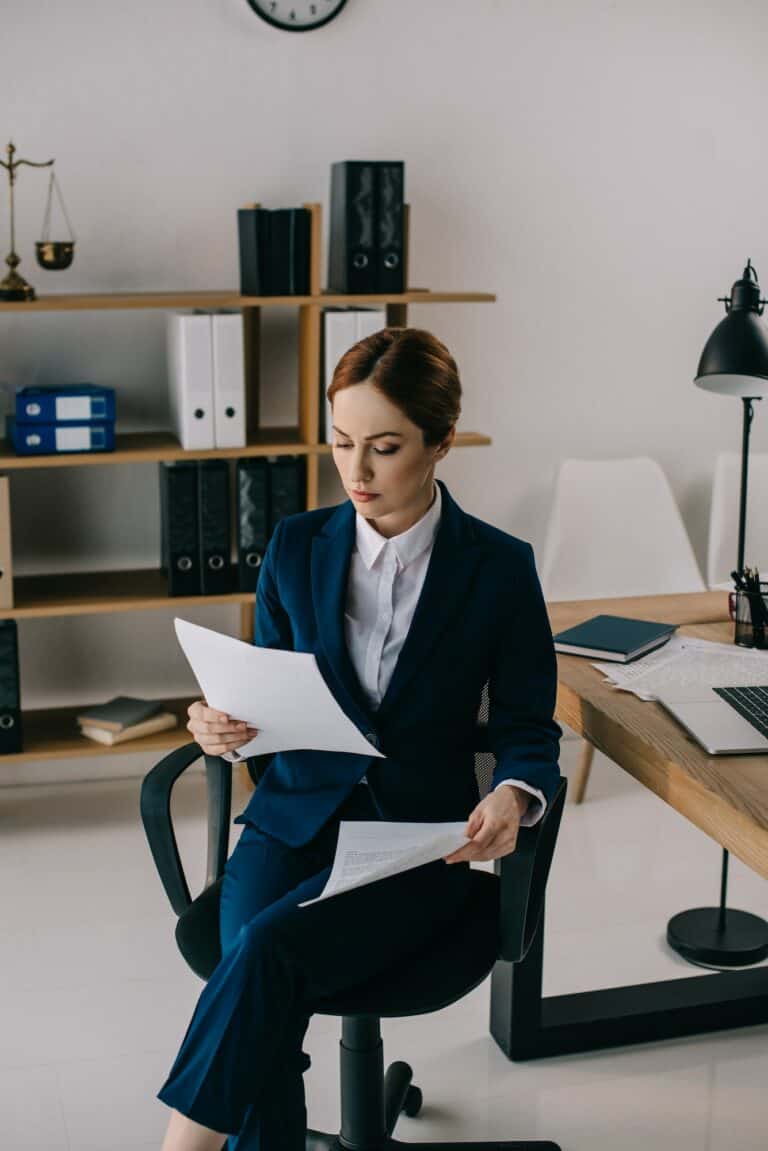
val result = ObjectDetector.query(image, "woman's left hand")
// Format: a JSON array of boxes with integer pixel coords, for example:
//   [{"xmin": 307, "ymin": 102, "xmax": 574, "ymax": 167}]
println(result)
[{"xmin": 444, "ymin": 786, "xmax": 531, "ymax": 864}]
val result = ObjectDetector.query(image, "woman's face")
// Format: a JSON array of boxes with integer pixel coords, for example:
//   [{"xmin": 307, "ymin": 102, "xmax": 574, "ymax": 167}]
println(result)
[{"xmin": 331, "ymin": 381, "xmax": 453, "ymax": 537}]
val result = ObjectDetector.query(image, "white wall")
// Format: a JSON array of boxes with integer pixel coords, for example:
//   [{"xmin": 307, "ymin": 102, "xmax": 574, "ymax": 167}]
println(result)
[{"xmin": 2, "ymin": 0, "xmax": 767, "ymax": 782}]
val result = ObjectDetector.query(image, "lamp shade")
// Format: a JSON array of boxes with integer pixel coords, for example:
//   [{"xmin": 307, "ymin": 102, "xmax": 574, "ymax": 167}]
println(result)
[{"xmin": 695, "ymin": 261, "xmax": 768, "ymax": 397}]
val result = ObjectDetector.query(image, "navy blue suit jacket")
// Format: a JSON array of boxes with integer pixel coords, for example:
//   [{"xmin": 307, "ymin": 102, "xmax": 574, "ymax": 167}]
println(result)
[{"xmin": 234, "ymin": 479, "xmax": 561, "ymax": 846}]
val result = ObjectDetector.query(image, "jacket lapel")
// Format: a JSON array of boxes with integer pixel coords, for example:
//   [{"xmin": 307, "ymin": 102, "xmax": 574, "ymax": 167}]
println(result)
[
  {"xmin": 311, "ymin": 500, "xmax": 375, "ymax": 731},
  {"xmin": 310, "ymin": 480, "xmax": 485, "ymax": 732}
]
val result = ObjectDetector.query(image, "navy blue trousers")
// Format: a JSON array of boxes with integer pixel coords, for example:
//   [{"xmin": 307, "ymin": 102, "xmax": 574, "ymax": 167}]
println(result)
[{"xmin": 157, "ymin": 785, "xmax": 472, "ymax": 1150}]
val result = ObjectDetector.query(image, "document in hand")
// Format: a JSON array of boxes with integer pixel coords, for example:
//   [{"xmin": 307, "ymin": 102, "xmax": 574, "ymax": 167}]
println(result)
[
  {"xmin": 299, "ymin": 821, "xmax": 470, "ymax": 907},
  {"xmin": 174, "ymin": 618, "xmax": 385, "ymax": 759}
]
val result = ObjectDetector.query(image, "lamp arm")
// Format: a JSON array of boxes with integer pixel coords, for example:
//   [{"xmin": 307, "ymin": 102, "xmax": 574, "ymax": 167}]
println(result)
[{"xmin": 737, "ymin": 397, "xmax": 760, "ymax": 575}]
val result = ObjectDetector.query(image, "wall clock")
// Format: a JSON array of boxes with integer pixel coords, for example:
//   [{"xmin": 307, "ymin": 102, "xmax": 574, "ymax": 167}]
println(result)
[{"xmin": 245, "ymin": 0, "xmax": 348, "ymax": 31}]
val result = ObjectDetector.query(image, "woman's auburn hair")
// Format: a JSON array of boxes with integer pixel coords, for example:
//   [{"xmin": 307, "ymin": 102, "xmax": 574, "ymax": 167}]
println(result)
[{"xmin": 327, "ymin": 327, "xmax": 461, "ymax": 446}]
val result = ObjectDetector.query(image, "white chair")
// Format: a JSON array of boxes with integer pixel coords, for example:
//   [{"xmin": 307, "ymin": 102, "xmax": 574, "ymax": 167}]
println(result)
[
  {"xmin": 541, "ymin": 457, "xmax": 706, "ymax": 802},
  {"xmin": 707, "ymin": 451, "xmax": 768, "ymax": 590}
]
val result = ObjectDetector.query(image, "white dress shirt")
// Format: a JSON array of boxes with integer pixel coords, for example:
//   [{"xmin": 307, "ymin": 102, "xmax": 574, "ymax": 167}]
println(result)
[{"xmin": 344, "ymin": 481, "xmax": 545, "ymax": 827}]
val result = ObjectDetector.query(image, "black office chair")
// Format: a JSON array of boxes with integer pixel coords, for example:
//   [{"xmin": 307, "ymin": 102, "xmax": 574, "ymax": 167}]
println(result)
[{"xmin": 141, "ymin": 707, "xmax": 566, "ymax": 1151}]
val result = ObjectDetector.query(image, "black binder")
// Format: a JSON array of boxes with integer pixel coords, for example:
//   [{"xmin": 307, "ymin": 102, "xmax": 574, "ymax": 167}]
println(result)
[
  {"xmin": 268, "ymin": 455, "xmax": 307, "ymax": 532},
  {"xmin": 0, "ymin": 619, "xmax": 22, "ymax": 754},
  {"xmin": 238, "ymin": 207, "xmax": 310, "ymax": 296},
  {"xmin": 237, "ymin": 207, "xmax": 271, "ymax": 296},
  {"xmin": 328, "ymin": 162, "xmax": 377, "ymax": 293},
  {"xmin": 197, "ymin": 460, "xmax": 233, "ymax": 595},
  {"xmin": 269, "ymin": 209, "xmax": 310, "ymax": 295},
  {"xmin": 159, "ymin": 462, "xmax": 201, "ymax": 596},
  {"xmin": 236, "ymin": 458, "xmax": 270, "ymax": 592},
  {"xmin": 328, "ymin": 161, "xmax": 405, "ymax": 293},
  {"xmin": 377, "ymin": 162, "xmax": 405, "ymax": 293}
]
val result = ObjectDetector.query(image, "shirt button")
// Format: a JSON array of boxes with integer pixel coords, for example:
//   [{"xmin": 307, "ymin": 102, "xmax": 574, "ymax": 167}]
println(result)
[{"xmin": 365, "ymin": 732, "xmax": 380, "ymax": 749}]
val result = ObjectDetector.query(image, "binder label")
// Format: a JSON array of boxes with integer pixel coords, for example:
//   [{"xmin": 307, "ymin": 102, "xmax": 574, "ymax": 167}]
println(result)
[
  {"xmin": 56, "ymin": 396, "xmax": 92, "ymax": 421},
  {"xmin": 55, "ymin": 426, "xmax": 92, "ymax": 451}
]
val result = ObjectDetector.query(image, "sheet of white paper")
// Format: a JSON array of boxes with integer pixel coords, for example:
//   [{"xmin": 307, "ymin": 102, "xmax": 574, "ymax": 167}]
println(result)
[
  {"xmin": 174, "ymin": 618, "xmax": 384, "ymax": 758},
  {"xmin": 299, "ymin": 821, "xmax": 470, "ymax": 907},
  {"xmin": 593, "ymin": 636, "xmax": 768, "ymax": 701}
]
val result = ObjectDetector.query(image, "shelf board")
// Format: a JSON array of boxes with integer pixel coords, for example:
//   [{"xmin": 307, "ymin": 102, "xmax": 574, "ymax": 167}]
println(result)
[
  {"xmin": 2, "ymin": 696, "xmax": 197, "ymax": 764},
  {"xmin": 316, "ymin": 430, "xmax": 492, "ymax": 454},
  {"xmin": 0, "ymin": 427, "xmax": 306, "ymax": 469},
  {"xmin": 0, "ymin": 427, "xmax": 490, "ymax": 469},
  {"xmin": 10, "ymin": 568, "xmax": 254, "ymax": 619},
  {"xmin": 0, "ymin": 288, "xmax": 495, "ymax": 313}
]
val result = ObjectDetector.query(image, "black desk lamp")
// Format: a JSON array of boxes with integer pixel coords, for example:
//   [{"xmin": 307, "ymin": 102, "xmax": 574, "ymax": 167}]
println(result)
[{"xmin": 666, "ymin": 260, "xmax": 768, "ymax": 967}]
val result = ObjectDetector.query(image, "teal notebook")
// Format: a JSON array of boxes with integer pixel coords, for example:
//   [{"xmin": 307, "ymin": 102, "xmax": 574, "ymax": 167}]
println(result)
[{"xmin": 553, "ymin": 615, "xmax": 677, "ymax": 662}]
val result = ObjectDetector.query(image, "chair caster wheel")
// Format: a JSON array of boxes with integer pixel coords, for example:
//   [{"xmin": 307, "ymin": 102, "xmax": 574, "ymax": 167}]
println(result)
[{"xmin": 403, "ymin": 1084, "xmax": 423, "ymax": 1117}]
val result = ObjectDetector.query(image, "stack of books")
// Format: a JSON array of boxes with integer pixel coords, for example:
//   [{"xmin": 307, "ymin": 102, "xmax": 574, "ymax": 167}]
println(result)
[
  {"xmin": 77, "ymin": 696, "xmax": 178, "ymax": 746},
  {"xmin": 8, "ymin": 384, "xmax": 116, "ymax": 455}
]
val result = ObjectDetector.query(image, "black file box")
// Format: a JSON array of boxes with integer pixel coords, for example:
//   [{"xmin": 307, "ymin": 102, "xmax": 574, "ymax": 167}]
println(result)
[
  {"xmin": 328, "ymin": 161, "xmax": 405, "ymax": 293},
  {"xmin": 0, "ymin": 619, "xmax": 22, "ymax": 754},
  {"xmin": 268, "ymin": 455, "xmax": 307, "ymax": 533},
  {"xmin": 377, "ymin": 163, "xmax": 405, "ymax": 293},
  {"xmin": 198, "ymin": 460, "xmax": 233, "ymax": 595},
  {"xmin": 238, "ymin": 208, "xmax": 271, "ymax": 296},
  {"xmin": 328, "ymin": 162, "xmax": 377, "ymax": 293},
  {"xmin": 236, "ymin": 458, "xmax": 270, "ymax": 592},
  {"xmin": 159, "ymin": 462, "xmax": 202, "ymax": 596},
  {"xmin": 269, "ymin": 209, "xmax": 310, "ymax": 295}
]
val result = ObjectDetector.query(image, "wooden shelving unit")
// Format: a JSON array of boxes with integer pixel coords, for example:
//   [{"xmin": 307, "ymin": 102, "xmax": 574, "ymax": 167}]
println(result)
[{"xmin": 0, "ymin": 201, "xmax": 495, "ymax": 764}]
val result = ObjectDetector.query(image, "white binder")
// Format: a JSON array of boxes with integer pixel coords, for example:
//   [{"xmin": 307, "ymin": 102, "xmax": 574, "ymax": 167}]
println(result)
[
  {"xmin": 211, "ymin": 311, "xmax": 246, "ymax": 448},
  {"xmin": 322, "ymin": 308, "xmax": 385, "ymax": 444},
  {"xmin": 167, "ymin": 312, "xmax": 215, "ymax": 450}
]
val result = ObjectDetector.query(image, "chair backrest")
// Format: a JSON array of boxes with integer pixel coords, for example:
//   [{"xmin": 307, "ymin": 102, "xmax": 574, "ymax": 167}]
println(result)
[
  {"xmin": 707, "ymin": 451, "xmax": 768, "ymax": 589},
  {"xmin": 540, "ymin": 456, "xmax": 706, "ymax": 601}
]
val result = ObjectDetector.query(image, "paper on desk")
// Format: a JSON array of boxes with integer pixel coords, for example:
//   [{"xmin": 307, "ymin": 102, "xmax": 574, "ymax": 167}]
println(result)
[
  {"xmin": 174, "ymin": 618, "xmax": 385, "ymax": 759},
  {"xmin": 593, "ymin": 636, "xmax": 768, "ymax": 701},
  {"xmin": 299, "ymin": 821, "xmax": 470, "ymax": 907}
]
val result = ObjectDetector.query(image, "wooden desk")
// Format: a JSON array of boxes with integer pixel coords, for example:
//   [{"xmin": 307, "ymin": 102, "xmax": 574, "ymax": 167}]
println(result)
[
  {"xmin": 550, "ymin": 590, "xmax": 768, "ymax": 879},
  {"xmin": 490, "ymin": 591, "xmax": 768, "ymax": 1061}
]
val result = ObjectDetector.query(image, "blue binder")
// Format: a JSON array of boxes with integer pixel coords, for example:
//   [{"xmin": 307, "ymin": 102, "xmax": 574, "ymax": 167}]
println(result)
[
  {"xmin": 8, "ymin": 416, "xmax": 115, "ymax": 455},
  {"xmin": 15, "ymin": 384, "xmax": 116, "ymax": 425}
]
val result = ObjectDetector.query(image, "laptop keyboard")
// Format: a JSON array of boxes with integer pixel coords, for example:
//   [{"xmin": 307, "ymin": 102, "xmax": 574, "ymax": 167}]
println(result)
[{"xmin": 713, "ymin": 686, "xmax": 768, "ymax": 740}]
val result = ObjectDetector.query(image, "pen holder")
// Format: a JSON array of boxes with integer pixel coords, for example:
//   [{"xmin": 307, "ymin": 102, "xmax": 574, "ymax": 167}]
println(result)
[{"xmin": 729, "ymin": 584, "xmax": 768, "ymax": 649}]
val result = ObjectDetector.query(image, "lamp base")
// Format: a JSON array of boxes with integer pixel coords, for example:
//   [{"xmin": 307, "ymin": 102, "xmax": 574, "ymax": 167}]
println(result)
[{"xmin": 667, "ymin": 907, "xmax": 768, "ymax": 969}]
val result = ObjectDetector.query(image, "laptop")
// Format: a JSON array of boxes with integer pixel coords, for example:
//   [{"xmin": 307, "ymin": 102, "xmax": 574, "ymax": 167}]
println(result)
[{"xmin": 657, "ymin": 684, "xmax": 768, "ymax": 755}]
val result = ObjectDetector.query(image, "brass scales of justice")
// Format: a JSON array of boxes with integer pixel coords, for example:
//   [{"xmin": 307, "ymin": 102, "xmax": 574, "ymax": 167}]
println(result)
[{"xmin": 0, "ymin": 141, "xmax": 76, "ymax": 301}]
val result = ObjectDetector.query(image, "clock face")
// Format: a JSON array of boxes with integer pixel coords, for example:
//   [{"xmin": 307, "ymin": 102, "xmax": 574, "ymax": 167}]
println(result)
[{"xmin": 246, "ymin": 0, "xmax": 348, "ymax": 31}]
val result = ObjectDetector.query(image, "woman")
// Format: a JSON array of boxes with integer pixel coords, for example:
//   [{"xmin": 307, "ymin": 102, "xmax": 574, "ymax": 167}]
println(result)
[{"xmin": 157, "ymin": 327, "xmax": 561, "ymax": 1151}]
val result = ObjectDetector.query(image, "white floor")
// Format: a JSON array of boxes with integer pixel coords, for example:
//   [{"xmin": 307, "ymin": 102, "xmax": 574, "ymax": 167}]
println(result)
[{"xmin": 1, "ymin": 741, "xmax": 767, "ymax": 1151}]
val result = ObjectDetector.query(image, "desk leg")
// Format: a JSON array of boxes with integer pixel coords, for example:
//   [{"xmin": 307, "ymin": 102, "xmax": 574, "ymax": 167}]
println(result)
[{"xmin": 489, "ymin": 904, "xmax": 768, "ymax": 1060}]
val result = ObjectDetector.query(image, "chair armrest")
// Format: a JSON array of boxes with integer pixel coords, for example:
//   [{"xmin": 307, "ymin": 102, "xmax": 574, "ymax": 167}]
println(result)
[
  {"xmin": 494, "ymin": 777, "xmax": 567, "ymax": 963},
  {"xmin": 140, "ymin": 741, "xmax": 233, "ymax": 917},
  {"xmin": 204, "ymin": 752, "xmax": 232, "ymax": 889}
]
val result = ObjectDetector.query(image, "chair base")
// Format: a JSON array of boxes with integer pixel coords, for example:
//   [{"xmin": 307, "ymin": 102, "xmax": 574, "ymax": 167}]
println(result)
[
  {"xmin": 307, "ymin": 1131, "xmax": 560, "ymax": 1151},
  {"xmin": 304, "ymin": 1016, "xmax": 560, "ymax": 1151},
  {"xmin": 307, "ymin": 1138, "xmax": 559, "ymax": 1151}
]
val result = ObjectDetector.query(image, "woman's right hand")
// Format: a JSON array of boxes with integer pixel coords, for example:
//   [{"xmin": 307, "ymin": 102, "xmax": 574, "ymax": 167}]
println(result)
[{"xmin": 186, "ymin": 699, "xmax": 259, "ymax": 756}]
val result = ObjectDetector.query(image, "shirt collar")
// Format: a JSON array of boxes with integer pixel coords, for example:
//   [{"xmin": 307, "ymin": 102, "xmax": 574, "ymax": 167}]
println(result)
[{"xmin": 354, "ymin": 482, "xmax": 442, "ymax": 572}]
